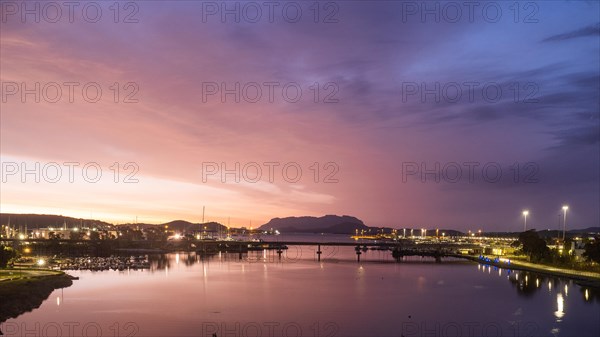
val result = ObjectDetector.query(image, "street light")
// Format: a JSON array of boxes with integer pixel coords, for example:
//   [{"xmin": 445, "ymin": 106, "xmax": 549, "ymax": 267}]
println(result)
[
  {"xmin": 562, "ymin": 205, "xmax": 569, "ymax": 241},
  {"xmin": 522, "ymin": 210, "xmax": 529, "ymax": 231}
]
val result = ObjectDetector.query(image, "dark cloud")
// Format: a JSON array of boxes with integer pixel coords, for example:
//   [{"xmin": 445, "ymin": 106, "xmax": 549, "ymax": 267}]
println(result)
[
  {"xmin": 551, "ymin": 125, "xmax": 600, "ymax": 148},
  {"xmin": 543, "ymin": 22, "xmax": 600, "ymax": 42}
]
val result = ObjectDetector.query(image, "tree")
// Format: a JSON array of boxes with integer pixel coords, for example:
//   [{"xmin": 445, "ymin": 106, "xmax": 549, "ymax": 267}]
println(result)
[
  {"xmin": 145, "ymin": 228, "xmax": 168, "ymax": 241},
  {"xmin": 89, "ymin": 231, "xmax": 101, "ymax": 241},
  {"xmin": 0, "ymin": 245, "xmax": 17, "ymax": 268},
  {"xmin": 118, "ymin": 229, "xmax": 144, "ymax": 241},
  {"xmin": 48, "ymin": 231, "xmax": 62, "ymax": 240},
  {"xmin": 69, "ymin": 230, "xmax": 84, "ymax": 240},
  {"xmin": 518, "ymin": 230, "xmax": 549, "ymax": 262},
  {"xmin": 583, "ymin": 238, "xmax": 600, "ymax": 264}
]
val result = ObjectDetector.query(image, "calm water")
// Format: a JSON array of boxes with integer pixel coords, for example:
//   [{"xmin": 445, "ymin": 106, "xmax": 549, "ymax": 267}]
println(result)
[{"xmin": 3, "ymin": 238, "xmax": 599, "ymax": 337}]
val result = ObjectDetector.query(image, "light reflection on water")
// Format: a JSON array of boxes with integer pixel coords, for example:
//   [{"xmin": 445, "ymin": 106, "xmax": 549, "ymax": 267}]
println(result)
[
  {"xmin": 555, "ymin": 293, "xmax": 565, "ymax": 321},
  {"xmin": 3, "ymin": 247, "xmax": 599, "ymax": 337}
]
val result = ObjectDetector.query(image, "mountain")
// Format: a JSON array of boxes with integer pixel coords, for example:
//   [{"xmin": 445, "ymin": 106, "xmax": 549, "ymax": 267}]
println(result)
[
  {"xmin": 259, "ymin": 215, "xmax": 369, "ymax": 234},
  {"xmin": 0, "ymin": 213, "xmax": 113, "ymax": 230},
  {"xmin": 118, "ymin": 220, "xmax": 227, "ymax": 233},
  {"xmin": 161, "ymin": 220, "xmax": 226, "ymax": 233},
  {"xmin": 567, "ymin": 227, "xmax": 600, "ymax": 234}
]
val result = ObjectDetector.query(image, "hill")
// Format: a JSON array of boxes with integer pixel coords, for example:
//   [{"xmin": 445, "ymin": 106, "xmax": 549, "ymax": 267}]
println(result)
[
  {"xmin": 118, "ymin": 220, "xmax": 227, "ymax": 233},
  {"xmin": 568, "ymin": 227, "xmax": 600, "ymax": 234},
  {"xmin": 0, "ymin": 213, "xmax": 113, "ymax": 230},
  {"xmin": 259, "ymin": 215, "xmax": 369, "ymax": 234}
]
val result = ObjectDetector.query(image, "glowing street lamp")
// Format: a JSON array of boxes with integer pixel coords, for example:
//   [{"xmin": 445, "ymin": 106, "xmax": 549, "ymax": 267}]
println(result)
[
  {"xmin": 522, "ymin": 210, "xmax": 529, "ymax": 231},
  {"xmin": 562, "ymin": 206, "xmax": 569, "ymax": 241}
]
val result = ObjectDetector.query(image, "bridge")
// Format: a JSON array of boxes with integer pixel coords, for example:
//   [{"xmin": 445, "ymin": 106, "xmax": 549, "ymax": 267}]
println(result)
[
  {"xmin": 1, "ymin": 238, "xmax": 484, "ymax": 263},
  {"xmin": 242, "ymin": 240, "xmax": 483, "ymax": 262}
]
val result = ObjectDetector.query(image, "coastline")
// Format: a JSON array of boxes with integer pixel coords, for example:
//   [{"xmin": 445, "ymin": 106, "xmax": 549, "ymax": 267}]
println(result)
[
  {"xmin": 459, "ymin": 255, "xmax": 600, "ymax": 287},
  {"xmin": 0, "ymin": 269, "xmax": 76, "ymax": 324}
]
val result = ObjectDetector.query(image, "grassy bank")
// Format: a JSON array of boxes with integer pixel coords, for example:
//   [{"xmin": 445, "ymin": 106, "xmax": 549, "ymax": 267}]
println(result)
[
  {"xmin": 0, "ymin": 269, "xmax": 75, "ymax": 323},
  {"xmin": 460, "ymin": 255, "xmax": 600, "ymax": 287}
]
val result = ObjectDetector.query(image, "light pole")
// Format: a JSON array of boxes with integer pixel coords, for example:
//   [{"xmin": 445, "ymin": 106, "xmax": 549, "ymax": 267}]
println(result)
[
  {"xmin": 522, "ymin": 210, "xmax": 529, "ymax": 232},
  {"xmin": 562, "ymin": 206, "xmax": 568, "ymax": 241}
]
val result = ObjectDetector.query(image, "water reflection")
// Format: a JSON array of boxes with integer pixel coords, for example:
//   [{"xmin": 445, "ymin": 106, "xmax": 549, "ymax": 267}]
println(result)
[
  {"xmin": 121, "ymin": 252, "xmax": 600, "ymax": 307},
  {"xmin": 506, "ymin": 270, "xmax": 544, "ymax": 297},
  {"xmin": 151, "ymin": 254, "xmax": 171, "ymax": 270},
  {"xmin": 476, "ymin": 262, "xmax": 599, "ymax": 304},
  {"xmin": 5, "ymin": 251, "xmax": 599, "ymax": 337},
  {"xmin": 580, "ymin": 286, "xmax": 600, "ymax": 303},
  {"xmin": 555, "ymin": 293, "xmax": 565, "ymax": 321},
  {"xmin": 147, "ymin": 252, "xmax": 600, "ymax": 306}
]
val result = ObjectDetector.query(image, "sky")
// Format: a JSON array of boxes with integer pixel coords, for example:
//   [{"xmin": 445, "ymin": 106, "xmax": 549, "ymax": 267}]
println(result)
[{"xmin": 0, "ymin": 0, "xmax": 599, "ymax": 231}]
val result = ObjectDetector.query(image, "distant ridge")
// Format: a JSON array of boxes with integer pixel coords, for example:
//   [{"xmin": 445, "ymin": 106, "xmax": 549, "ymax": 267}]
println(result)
[
  {"xmin": 0, "ymin": 213, "xmax": 113, "ymax": 229},
  {"xmin": 567, "ymin": 227, "xmax": 600, "ymax": 234},
  {"xmin": 259, "ymin": 215, "xmax": 369, "ymax": 234},
  {"xmin": 120, "ymin": 220, "xmax": 227, "ymax": 233},
  {"xmin": 0, "ymin": 213, "xmax": 597, "ymax": 235}
]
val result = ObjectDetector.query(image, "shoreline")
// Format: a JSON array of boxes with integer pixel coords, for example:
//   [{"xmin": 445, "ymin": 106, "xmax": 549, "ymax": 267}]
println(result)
[
  {"xmin": 459, "ymin": 255, "xmax": 600, "ymax": 287},
  {"xmin": 0, "ymin": 269, "xmax": 76, "ymax": 325}
]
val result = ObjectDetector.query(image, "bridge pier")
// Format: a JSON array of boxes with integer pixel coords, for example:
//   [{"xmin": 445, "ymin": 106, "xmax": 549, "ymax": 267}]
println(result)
[
  {"xmin": 355, "ymin": 246, "xmax": 362, "ymax": 262},
  {"xmin": 317, "ymin": 244, "xmax": 322, "ymax": 262}
]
